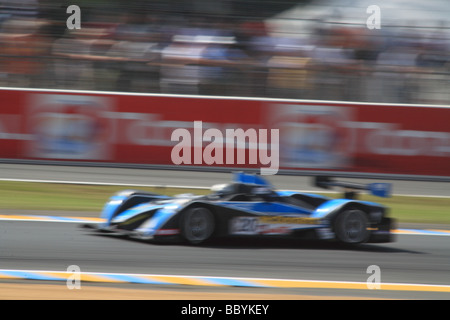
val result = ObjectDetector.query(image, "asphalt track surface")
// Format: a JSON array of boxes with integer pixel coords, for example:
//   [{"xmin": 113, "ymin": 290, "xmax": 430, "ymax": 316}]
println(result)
[
  {"xmin": 0, "ymin": 164, "xmax": 449, "ymax": 299},
  {"xmin": 0, "ymin": 220, "xmax": 449, "ymax": 299}
]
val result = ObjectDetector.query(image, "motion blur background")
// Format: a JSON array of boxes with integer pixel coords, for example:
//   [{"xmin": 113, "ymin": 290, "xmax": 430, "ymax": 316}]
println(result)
[{"xmin": 0, "ymin": 0, "xmax": 449, "ymax": 105}]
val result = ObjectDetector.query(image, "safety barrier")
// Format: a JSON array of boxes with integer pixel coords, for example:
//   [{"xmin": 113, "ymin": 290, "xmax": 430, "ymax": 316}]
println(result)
[{"xmin": 1, "ymin": 87, "xmax": 449, "ymax": 181}]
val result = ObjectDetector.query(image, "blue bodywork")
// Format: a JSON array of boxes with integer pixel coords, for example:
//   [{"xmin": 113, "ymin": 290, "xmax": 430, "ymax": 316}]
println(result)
[{"xmin": 95, "ymin": 173, "xmax": 395, "ymax": 244}]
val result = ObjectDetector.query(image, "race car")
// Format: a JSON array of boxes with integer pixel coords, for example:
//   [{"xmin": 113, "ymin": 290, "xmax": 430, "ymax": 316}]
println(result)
[{"xmin": 86, "ymin": 172, "xmax": 395, "ymax": 245}]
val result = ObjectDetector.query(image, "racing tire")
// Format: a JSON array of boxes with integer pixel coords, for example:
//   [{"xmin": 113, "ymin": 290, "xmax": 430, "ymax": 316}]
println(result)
[
  {"xmin": 181, "ymin": 207, "xmax": 215, "ymax": 245},
  {"xmin": 334, "ymin": 209, "xmax": 370, "ymax": 244}
]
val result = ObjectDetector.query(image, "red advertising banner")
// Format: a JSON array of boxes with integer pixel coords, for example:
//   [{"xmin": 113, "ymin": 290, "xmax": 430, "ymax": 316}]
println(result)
[
  {"xmin": 268, "ymin": 101, "xmax": 450, "ymax": 177},
  {"xmin": 0, "ymin": 88, "xmax": 449, "ymax": 178}
]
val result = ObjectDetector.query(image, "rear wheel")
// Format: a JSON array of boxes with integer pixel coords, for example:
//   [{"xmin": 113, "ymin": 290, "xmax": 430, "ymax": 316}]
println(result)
[
  {"xmin": 334, "ymin": 209, "xmax": 369, "ymax": 244},
  {"xmin": 181, "ymin": 207, "xmax": 215, "ymax": 244}
]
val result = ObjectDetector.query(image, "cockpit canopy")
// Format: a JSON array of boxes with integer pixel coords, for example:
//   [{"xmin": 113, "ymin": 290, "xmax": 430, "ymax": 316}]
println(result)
[
  {"xmin": 209, "ymin": 173, "xmax": 277, "ymax": 201},
  {"xmin": 210, "ymin": 182, "xmax": 275, "ymax": 200}
]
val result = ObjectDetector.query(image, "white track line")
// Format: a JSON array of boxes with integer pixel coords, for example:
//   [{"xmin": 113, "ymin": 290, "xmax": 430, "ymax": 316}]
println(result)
[
  {"xmin": 1, "ymin": 177, "xmax": 449, "ymax": 198},
  {"xmin": 0, "ymin": 178, "xmax": 209, "ymax": 190}
]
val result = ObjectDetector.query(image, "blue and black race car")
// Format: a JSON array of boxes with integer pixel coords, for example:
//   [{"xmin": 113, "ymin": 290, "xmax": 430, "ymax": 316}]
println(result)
[{"xmin": 88, "ymin": 173, "xmax": 395, "ymax": 245}]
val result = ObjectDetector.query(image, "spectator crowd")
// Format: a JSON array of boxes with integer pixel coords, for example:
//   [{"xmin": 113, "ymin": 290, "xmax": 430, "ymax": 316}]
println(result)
[{"xmin": 0, "ymin": 2, "xmax": 449, "ymax": 105}]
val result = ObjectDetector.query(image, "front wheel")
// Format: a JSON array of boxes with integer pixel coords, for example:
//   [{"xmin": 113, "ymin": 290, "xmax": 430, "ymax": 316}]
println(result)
[
  {"xmin": 334, "ymin": 209, "xmax": 369, "ymax": 244},
  {"xmin": 181, "ymin": 207, "xmax": 215, "ymax": 244}
]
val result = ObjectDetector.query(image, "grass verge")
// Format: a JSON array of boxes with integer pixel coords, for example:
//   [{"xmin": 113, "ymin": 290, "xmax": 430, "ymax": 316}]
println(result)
[{"xmin": 0, "ymin": 181, "xmax": 448, "ymax": 224}]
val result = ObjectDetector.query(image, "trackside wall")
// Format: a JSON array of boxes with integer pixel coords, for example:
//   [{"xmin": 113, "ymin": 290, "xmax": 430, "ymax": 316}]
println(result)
[{"xmin": 1, "ymin": 87, "xmax": 449, "ymax": 180}]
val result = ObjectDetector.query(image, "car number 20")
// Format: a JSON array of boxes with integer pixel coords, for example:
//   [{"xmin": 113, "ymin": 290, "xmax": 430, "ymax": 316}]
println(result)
[{"xmin": 230, "ymin": 217, "xmax": 259, "ymax": 235}]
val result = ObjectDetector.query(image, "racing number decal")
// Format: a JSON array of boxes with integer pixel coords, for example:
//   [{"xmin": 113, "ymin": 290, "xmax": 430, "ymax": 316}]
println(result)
[
  {"xmin": 230, "ymin": 217, "xmax": 259, "ymax": 235},
  {"xmin": 230, "ymin": 216, "xmax": 321, "ymax": 235}
]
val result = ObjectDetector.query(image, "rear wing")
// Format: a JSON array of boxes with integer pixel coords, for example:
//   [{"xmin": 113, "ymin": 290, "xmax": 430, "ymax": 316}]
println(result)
[{"xmin": 314, "ymin": 176, "xmax": 391, "ymax": 199}]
